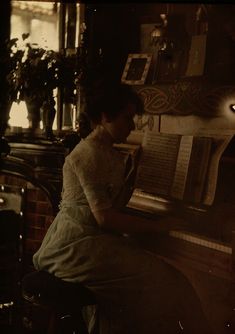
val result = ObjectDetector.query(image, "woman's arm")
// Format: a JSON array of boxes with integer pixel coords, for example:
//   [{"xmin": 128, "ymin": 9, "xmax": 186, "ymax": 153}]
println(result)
[{"xmin": 93, "ymin": 207, "xmax": 189, "ymax": 235}]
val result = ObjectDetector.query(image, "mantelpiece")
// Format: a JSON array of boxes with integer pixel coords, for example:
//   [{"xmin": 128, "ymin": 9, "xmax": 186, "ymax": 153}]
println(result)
[{"xmin": 133, "ymin": 81, "xmax": 235, "ymax": 117}]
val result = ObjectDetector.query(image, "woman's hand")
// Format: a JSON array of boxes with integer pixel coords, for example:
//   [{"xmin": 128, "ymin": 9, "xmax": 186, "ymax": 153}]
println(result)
[{"xmin": 93, "ymin": 206, "xmax": 189, "ymax": 235}]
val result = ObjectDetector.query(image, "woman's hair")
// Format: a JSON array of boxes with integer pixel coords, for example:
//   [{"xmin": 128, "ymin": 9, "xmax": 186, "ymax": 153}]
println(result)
[
  {"xmin": 77, "ymin": 111, "xmax": 92, "ymax": 138},
  {"xmin": 85, "ymin": 81, "xmax": 144, "ymax": 124}
]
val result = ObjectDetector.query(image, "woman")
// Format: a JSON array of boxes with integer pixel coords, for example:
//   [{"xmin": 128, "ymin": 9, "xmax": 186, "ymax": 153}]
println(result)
[{"xmin": 33, "ymin": 82, "xmax": 212, "ymax": 333}]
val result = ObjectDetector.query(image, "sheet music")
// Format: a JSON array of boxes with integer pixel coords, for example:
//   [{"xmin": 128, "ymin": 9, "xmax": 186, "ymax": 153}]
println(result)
[
  {"xmin": 133, "ymin": 129, "xmax": 234, "ymax": 206},
  {"xmin": 135, "ymin": 132, "xmax": 180, "ymax": 196},
  {"xmin": 203, "ymin": 134, "xmax": 233, "ymax": 205},
  {"xmin": 171, "ymin": 136, "xmax": 193, "ymax": 199}
]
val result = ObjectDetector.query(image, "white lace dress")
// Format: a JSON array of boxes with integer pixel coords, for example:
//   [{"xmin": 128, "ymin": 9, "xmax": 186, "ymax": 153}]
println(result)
[{"xmin": 33, "ymin": 125, "xmax": 211, "ymax": 334}]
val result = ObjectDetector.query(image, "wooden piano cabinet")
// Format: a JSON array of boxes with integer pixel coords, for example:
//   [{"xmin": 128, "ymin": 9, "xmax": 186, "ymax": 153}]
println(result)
[
  {"xmin": 232, "ymin": 231, "xmax": 235, "ymax": 276},
  {"xmin": 131, "ymin": 227, "xmax": 235, "ymax": 334},
  {"xmin": 126, "ymin": 151, "xmax": 235, "ymax": 334},
  {"xmin": 140, "ymin": 232, "xmax": 233, "ymax": 280},
  {"xmin": 125, "ymin": 198, "xmax": 235, "ymax": 334},
  {"xmin": 126, "ymin": 82, "xmax": 235, "ymax": 333}
]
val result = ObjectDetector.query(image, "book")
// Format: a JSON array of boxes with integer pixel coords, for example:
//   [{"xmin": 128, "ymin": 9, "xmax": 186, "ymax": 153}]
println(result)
[
  {"xmin": 185, "ymin": 34, "xmax": 207, "ymax": 77},
  {"xmin": 133, "ymin": 131, "xmax": 233, "ymax": 207}
]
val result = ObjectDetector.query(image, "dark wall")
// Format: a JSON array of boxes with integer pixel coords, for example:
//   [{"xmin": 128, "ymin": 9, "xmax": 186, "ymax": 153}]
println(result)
[
  {"xmin": 85, "ymin": 3, "xmax": 140, "ymax": 81},
  {"xmin": 205, "ymin": 4, "xmax": 235, "ymax": 82},
  {"xmin": 0, "ymin": 0, "xmax": 11, "ymax": 82},
  {"xmin": 85, "ymin": 3, "xmax": 235, "ymax": 84},
  {"xmin": 0, "ymin": 1, "xmax": 11, "ymax": 46},
  {"xmin": 0, "ymin": 0, "xmax": 11, "ymax": 137}
]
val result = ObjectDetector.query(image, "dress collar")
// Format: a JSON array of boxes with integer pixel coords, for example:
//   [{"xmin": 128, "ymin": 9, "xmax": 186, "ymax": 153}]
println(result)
[{"xmin": 88, "ymin": 125, "xmax": 114, "ymax": 148}]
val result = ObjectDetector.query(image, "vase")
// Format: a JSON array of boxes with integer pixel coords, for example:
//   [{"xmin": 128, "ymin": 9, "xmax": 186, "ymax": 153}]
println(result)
[
  {"xmin": 25, "ymin": 96, "xmax": 42, "ymax": 136},
  {"xmin": 40, "ymin": 98, "xmax": 56, "ymax": 140},
  {"xmin": 0, "ymin": 101, "xmax": 11, "ymax": 158},
  {"xmin": 0, "ymin": 100, "xmax": 12, "ymax": 137}
]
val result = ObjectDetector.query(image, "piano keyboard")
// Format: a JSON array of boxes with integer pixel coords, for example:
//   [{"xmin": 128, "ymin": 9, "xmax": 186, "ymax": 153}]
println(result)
[
  {"xmin": 128, "ymin": 191, "xmax": 233, "ymax": 256},
  {"xmin": 129, "ymin": 190, "xmax": 209, "ymax": 215},
  {"xmin": 169, "ymin": 230, "xmax": 232, "ymax": 254}
]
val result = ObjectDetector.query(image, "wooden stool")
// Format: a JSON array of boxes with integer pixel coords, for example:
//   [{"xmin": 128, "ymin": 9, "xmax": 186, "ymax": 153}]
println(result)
[{"xmin": 21, "ymin": 270, "xmax": 97, "ymax": 334}]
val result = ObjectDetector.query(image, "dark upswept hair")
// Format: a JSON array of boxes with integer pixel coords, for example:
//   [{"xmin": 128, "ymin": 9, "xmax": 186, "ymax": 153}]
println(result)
[{"xmin": 85, "ymin": 81, "xmax": 144, "ymax": 124}]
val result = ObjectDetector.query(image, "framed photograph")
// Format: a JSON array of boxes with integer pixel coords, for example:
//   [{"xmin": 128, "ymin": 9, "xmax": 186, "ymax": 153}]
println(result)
[{"xmin": 121, "ymin": 53, "xmax": 152, "ymax": 85}]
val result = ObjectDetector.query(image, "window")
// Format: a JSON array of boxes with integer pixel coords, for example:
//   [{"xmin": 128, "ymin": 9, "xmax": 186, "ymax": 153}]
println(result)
[
  {"xmin": 9, "ymin": 1, "xmax": 81, "ymax": 135},
  {"xmin": 11, "ymin": 1, "xmax": 59, "ymax": 50}
]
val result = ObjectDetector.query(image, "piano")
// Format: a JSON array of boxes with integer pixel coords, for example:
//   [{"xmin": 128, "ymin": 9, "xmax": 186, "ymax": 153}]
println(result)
[
  {"xmin": 125, "ymin": 181, "xmax": 235, "ymax": 332},
  {"xmin": 122, "ymin": 133, "xmax": 235, "ymax": 280},
  {"xmin": 126, "ymin": 188, "xmax": 234, "ymax": 282},
  {"xmin": 121, "ymin": 123, "xmax": 235, "ymax": 333}
]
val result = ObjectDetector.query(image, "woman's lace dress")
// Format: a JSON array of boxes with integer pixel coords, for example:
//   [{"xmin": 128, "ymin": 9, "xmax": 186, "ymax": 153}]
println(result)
[{"xmin": 33, "ymin": 125, "xmax": 211, "ymax": 334}]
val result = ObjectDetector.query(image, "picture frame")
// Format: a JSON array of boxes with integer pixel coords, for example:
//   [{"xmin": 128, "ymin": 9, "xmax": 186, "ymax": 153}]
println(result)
[{"xmin": 121, "ymin": 53, "xmax": 152, "ymax": 85}]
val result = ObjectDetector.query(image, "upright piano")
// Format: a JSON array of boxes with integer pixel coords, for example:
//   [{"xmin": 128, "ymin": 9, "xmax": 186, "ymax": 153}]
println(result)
[{"xmin": 119, "ymin": 121, "xmax": 235, "ymax": 334}]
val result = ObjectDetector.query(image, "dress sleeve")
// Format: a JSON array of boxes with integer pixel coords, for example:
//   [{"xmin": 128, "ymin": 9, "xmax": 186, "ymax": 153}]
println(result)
[{"xmin": 72, "ymin": 152, "xmax": 113, "ymax": 212}]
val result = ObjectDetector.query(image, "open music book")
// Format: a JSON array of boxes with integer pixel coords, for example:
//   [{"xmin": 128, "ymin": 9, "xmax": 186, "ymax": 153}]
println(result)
[{"xmin": 131, "ymin": 131, "xmax": 233, "ymax": 208}]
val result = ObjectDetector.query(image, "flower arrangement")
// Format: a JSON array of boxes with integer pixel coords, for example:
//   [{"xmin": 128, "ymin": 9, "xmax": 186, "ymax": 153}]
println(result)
[
  {"xmin": 7, "ymin": 33, "xmax": 61, "ymax": 102},
  {"xmin": 4, "ymin": 28, "xmax": 103, "ymax": 139},
  {"xmin": 5, "ymin": 33, "xmax": 78, "ymax": 137}
]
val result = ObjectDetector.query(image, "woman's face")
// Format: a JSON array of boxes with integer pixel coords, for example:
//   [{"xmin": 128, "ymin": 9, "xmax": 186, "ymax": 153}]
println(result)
[{"xmin": 103, "ymin": 103, "xmax": 136, "ymax": 143}]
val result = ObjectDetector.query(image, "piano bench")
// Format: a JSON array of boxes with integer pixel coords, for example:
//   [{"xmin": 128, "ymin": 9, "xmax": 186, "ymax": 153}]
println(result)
[{"xmin": 21, "ymin": 270, "xmax": 97, "ymax": 334}]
